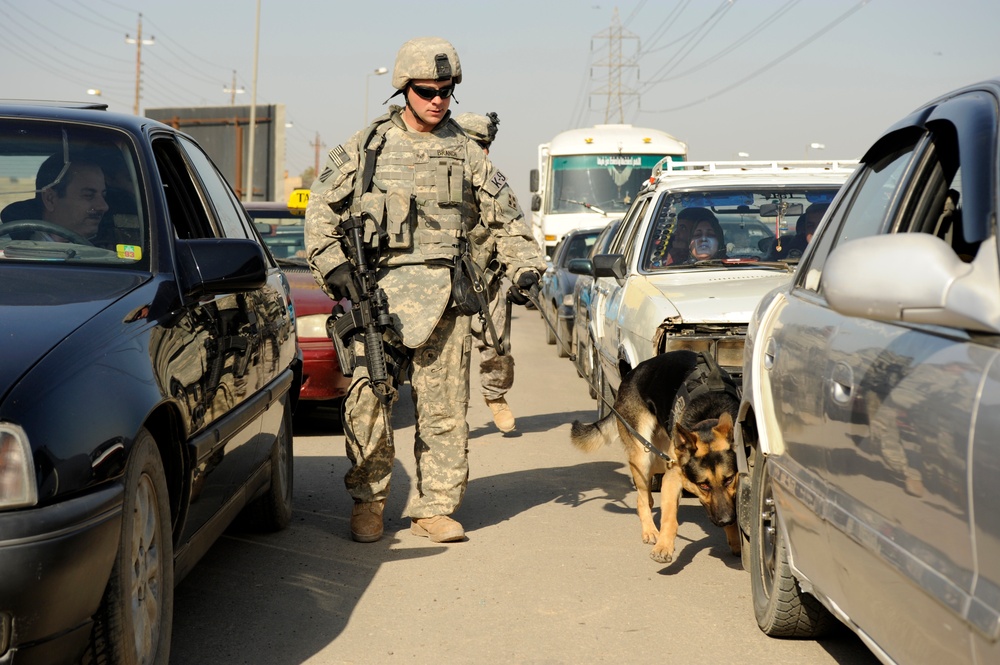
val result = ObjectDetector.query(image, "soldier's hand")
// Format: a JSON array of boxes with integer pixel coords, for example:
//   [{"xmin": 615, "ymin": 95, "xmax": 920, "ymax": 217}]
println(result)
[
  {"xmin": 326, "ymin": 264, "xmax": 358, "ymax": 302},
  {"xmin": 507, "ymin": 270, "xmax": 539, "ymax": 306}
]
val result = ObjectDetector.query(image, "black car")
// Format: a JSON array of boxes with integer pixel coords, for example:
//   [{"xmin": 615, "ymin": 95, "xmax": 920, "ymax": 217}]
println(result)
[
  {"xmin": 538, "ymin": 226, "xmax": 602, "ymax": 357},
  {"xmin": 0, "ymin": 101, "xmax": 300, "ymax": 664}
]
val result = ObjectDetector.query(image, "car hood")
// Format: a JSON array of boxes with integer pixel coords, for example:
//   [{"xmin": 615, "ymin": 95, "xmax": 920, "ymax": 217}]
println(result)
[
  {"xmin": 283, "ymin": 266, "xmax": 336, "ymax": 317},
  {"xmin": 0, "ymin": 268, "xmax": 144, "ymax": 394},
  {"xmin": 642, "ymin": 269, "xmax": 792, "ymax": 322}
]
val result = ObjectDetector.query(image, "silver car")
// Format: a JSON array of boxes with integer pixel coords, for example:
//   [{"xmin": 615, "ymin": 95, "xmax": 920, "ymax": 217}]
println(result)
[{"xmin": 736, "ymin": 78, "xmax": 1000, "ymax": 665}]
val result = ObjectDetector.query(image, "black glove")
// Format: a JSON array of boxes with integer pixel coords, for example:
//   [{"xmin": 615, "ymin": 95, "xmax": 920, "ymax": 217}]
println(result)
[
  {"xmin": 507, "ymin": 270, "xmax": 539, "ymax": 306},
  {"xmin": 326, "ymin": 264, "xmax": 357, "ymax": 302},
  {"xmin": 516, "ymin": 270, "xmax": 539, "ymax": 291}
]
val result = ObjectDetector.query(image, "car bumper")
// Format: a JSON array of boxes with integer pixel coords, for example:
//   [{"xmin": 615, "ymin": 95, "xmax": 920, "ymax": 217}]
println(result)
[
  {"xmin": 299, "ymin": 338, "xmax": 350, "ymax": 401},
  {"xmin": 0, "ymin": 483, "xmax": 122, "ymax": 664}
]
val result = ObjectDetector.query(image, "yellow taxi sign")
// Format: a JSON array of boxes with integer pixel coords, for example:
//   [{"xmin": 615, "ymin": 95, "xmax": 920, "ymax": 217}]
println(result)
[{"xmin": 288, "ymin": 188, "xmax": 310, "ymax": 211}]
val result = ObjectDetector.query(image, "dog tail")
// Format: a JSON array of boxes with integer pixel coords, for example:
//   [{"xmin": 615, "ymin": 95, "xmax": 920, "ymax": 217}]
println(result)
[{"xmin": 570, "ymin": 413, "xmax": 618, "ymax": 453}]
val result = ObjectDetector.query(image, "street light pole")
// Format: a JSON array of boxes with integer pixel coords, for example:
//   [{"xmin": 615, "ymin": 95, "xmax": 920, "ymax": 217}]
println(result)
[{"xmin": 365, "ymin": 67, "xmax": 389, "ymax": 125}]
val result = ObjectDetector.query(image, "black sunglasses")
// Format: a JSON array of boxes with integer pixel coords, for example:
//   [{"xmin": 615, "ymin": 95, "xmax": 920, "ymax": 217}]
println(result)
[{"xmin": 410, "ymin": 84, "xmax": 454, "ymax": 101}]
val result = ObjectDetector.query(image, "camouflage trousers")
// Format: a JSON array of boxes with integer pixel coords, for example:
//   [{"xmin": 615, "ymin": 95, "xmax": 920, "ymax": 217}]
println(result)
[
  {"xmin": 472, "ymin": 292, "xmax": 514, "ymax": 400},
  {"xmin": 342, "ymin": 308, "xmax": 473, "ymax": 519}
]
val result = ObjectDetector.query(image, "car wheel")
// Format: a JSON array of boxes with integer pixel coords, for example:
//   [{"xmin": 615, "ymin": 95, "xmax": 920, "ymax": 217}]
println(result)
[
  {"xmin": 91, "ymin": 429, "xmax": 173, "ymax": 665},
  {"xmin": 587, "ymin": 341, "xmax": 598, "ymax": 399},
  {"xmin": 557, "ymin": 318, "xmax": 572, "ymax": 358},
  {"xmin": 543, "ymin": 302, "xmax": 556, "ymax": 345},
  {"xmin": 245, "ymin": 395, "xmax": 294, "ymax": 531},
  {"xmin": 749, "ymin": 456, "xmax": 833, "ymax": 637},
  {"xmin": 572, "ymin": 325, "xmax": 585, "ymax": 377}
]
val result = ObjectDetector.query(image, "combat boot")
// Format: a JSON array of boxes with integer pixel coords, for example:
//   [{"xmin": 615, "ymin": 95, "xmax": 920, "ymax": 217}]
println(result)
[
  {"xmin": 411, "ymin": 515, "xmax": 465, "ymax": 542},
  {"xmin": 350, "ymin": 500, "xmax": 385, "ymax": 543},
  {"xmin": 486, "ymin": 396, "xmax": 515, "ymax": 433}
]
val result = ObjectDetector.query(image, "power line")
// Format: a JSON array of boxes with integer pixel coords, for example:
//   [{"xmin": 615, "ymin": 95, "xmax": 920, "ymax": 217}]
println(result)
[{"xmin": 640, "ymin": 0, "xmax": 870, "ymax": 114}]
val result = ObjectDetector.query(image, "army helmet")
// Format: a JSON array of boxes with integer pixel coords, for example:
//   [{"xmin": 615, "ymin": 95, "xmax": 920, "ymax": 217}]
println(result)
[
  {"xmin": 455, "ymin": 112, "xmax": 500, "ymax": 149},
  {"xmin": 392, "ymin": 37, "xmax": 462, "ymax": 90}
]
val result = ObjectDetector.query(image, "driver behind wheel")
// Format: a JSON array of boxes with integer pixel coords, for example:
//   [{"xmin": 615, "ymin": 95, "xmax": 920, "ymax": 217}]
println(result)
[
  {"xmin": 35, "ymin": 154, "xmax": 109, "ymax": 242},
  {"xmin": 0, "ymin": 154, "xmax": 109, "ymax": 243}
]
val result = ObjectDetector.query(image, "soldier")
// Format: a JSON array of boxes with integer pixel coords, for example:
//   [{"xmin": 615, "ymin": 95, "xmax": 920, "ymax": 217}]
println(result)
[
  {"xmin": 306, "ymin": 37, "xmax": 545, "ymax": 544},
  {"xmin": 454, "ymin": 111, "xmax": 517, "ymax": 433}
]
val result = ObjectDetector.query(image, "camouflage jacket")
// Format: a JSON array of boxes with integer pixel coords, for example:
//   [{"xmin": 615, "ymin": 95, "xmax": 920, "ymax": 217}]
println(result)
[{"xmin": 305, "ymin": 105, "xmax": 544, "ymax": 348}]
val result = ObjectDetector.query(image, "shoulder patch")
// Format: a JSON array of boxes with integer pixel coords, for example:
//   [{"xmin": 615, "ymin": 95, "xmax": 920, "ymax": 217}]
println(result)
[
  {"xmin": 318, "ymin": 166, "xmax": 334, "ymax": 183},
  {"xmin": 490, "ymin": 170, "xmax": 508, "ymax": 190},
  {"xmin": 329, "ymin": 144, "xmax": 349, "ymax": 169}
]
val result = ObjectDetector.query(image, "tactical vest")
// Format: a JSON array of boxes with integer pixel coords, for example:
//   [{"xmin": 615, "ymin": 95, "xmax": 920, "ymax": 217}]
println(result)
[{"xmin": 352, "ymin": 115, "xmax": 477, "ymax": 267}]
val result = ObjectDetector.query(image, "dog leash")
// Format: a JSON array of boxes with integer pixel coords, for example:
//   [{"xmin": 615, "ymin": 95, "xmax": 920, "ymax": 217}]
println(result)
[
  {"xmin": 515, "ymin": 285, "xmax": 577, "ymax": 361},
  {"xmin": 594, "ymin": 385, "xmax": 676, "ymax": 468}
]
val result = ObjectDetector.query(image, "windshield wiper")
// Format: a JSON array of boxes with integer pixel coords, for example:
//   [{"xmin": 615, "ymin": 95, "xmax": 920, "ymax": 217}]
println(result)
[{"xmin": 560, "ymin": 198, "xmax": 607, "ymax": 216}]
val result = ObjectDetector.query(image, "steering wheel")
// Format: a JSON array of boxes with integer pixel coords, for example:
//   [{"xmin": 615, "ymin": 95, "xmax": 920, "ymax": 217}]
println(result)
[{"xmin": 0, "ymin": 219, "xmax": 93, "ymax": 246}]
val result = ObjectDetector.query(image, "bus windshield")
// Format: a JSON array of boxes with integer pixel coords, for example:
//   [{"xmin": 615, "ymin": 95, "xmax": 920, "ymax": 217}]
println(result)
[{"xmin": 549, "ymin": 154, "xmax": 670, "ymax": 214}]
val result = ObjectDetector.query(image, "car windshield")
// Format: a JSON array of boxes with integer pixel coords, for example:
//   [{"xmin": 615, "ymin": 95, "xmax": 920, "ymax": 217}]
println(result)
[
  {"xmin": 641, "ymin": 188, "xmax": 839, "ymax": 271},
  {"xmin": 0, "ymin": 119, "xmax": 148, "ymax": 268},
  {"xmin": 247, "ymin": 207, "xmax": 306, "ymax": 266}
]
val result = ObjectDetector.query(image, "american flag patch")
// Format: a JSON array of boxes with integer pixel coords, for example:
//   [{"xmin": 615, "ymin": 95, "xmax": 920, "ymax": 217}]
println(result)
[
  {"xmin": 329, "ymin": 144, "xmax": 349, "ymax": 169},
  {"xmin": 491, "ymin": 170, "xmax": 507, "ymax": 190}
]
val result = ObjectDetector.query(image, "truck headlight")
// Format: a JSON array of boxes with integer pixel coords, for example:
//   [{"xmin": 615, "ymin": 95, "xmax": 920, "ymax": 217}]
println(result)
[{"xmin": 0, "ymin": 424, "xmax": 37, "ymax": 509}]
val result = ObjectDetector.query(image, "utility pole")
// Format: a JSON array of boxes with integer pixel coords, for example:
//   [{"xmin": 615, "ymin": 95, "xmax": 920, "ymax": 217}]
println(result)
[
  {"xmin": 590, "ymin": 8, "xmax": 639, "ymax": 123},
  {"xmin": 310, "ymin": 132, "xmax": 324, "ymax": 176},
  {"xmin": 125, "ymin": 13, "xmax": 155, "ymax": 115},
  {"xmin": 244, "ymin": 0, "xmax": 260, "ymax": 202},
  {"xmin": 224, "ymin": 70, "xmax": 245, "ymax": 105}
]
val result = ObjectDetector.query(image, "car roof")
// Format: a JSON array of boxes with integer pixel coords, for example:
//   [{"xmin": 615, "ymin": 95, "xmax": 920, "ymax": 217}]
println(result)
[{"xmin": 0, "ymin": 99, "xmax": 177, "ymax": 135}]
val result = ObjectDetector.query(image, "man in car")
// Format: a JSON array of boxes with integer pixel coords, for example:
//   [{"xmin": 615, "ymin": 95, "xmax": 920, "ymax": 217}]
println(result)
[
  {"xmin": 770, "ymin": 202, "xmax": 828, "ymax": 259},
  {"xmin": 36, "ymin": 154, "xmax": 109, "ymax": 242}
]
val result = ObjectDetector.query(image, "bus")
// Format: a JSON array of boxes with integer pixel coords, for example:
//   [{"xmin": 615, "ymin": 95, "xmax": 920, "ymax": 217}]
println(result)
[{"xmin": 528, "ymin": 124, "xmax": 687, "ymax": 257}]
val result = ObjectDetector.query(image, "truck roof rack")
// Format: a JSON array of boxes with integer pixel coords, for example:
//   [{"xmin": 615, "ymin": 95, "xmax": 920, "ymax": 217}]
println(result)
[{"xmin": 651, "ymin": 158, "xmax": 858, "ymax": 179}]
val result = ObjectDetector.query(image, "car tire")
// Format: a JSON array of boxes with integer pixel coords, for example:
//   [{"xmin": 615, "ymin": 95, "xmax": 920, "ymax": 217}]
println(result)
[
  {"xmin": 543, "ymin": 302, "xmax": 556, "ymax": 345},
  {"xmin": 749, "ymin": 456, "xmax": 833, "ymax": 637},
  {"xmin": 557, "ymin": 318, "xmax": 572, "ymax": 358},
  {"xmin": 587, "ymin": 340, "xmax": 598, "ymax": 400},
  {"xmin": 245, "ymin": 395, "xmax": 294, "ymax": 532},
  {"xmin": 596, "ymin": 361, "xmax": 613, "ymax": 420},
  {"xmin": 91, "ymin": 429, "xmax": 173, "ymax": 665}
]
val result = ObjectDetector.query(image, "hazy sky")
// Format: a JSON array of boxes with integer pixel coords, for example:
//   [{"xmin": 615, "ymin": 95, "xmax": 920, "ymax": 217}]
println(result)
[{"xmin": 4, "ymin": 0, "xmax": 999, "ymax": 204}]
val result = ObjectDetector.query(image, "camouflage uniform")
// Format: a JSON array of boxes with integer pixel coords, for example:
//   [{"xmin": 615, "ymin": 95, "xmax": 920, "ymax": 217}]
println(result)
[{"xmin": 305, "ymin": 104, "xmax": 544, "ymax": 519}]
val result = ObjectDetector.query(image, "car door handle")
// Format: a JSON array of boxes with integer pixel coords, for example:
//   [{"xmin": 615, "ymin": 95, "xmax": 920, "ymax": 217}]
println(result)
[{"xmin": 830, "ymin": 361, "xmax": 854, "ymax": 405}]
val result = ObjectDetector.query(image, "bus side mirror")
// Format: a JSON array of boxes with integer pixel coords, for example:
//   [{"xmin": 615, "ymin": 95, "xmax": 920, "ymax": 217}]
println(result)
[
  {"xmin": 531, "ymin": 194, "xmax": 541, "ymax": 212},
  {"xmin": 529, "ymin": 169, "xmax": 539, "ymax": 193}
]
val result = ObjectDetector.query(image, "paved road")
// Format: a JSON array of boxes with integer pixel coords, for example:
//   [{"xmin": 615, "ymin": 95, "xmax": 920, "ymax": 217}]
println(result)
[{"xmin": 171, "ymin": 308, "xmax": 878, "ymax": 665}]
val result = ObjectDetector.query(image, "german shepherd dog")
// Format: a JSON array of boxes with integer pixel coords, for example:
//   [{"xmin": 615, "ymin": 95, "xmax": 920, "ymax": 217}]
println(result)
[{"xmin": 571, "ymin": 350, "xmax": 741, "ymax": 564}]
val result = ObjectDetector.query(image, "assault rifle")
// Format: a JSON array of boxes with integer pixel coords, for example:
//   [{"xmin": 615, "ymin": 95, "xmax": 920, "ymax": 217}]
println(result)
[{"xmin": 326, "ymin": 213, "xmax": 397, "ymax": 407}]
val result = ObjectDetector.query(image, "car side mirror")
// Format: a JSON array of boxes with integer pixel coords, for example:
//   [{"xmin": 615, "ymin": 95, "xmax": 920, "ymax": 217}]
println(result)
[
  {"xmin": 824, "ymin": 233, "xmax": 1000, "ymax": 333},
  {"xmin": 592, "ymin": 253, "xmax": 626, "ymax": 280},
  {"xmin": 567, "ymin": 257, "xmax": 594, "ymax": 276},
  {"xmin": 176, "ymin": 238, "xmax": 268, "ymax": 299}
]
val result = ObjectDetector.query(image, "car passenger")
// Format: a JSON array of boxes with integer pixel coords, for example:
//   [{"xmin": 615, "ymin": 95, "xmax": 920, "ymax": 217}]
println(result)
[
  {"xmin": 688, "ymin": 213, "xmax": 727, "ymax": 261},
  {"xmin": 770, "ymin": 202, "xmax": 828, "ymax": 259}
]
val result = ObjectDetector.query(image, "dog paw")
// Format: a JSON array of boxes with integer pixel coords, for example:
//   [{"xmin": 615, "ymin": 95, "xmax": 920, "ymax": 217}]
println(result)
[
  {"xmin": 649, "ymin": 548, "xmax": 674, "ymax": 564},
  {"xmin": 642, "ymin": 531, "xmax": 658, "ymax": 545}
]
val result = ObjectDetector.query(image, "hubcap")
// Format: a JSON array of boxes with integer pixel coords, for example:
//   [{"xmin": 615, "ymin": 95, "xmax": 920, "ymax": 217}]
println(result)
[{"xmin": 131, "ymin": 473, "xmax": 162, "ymax": 659}]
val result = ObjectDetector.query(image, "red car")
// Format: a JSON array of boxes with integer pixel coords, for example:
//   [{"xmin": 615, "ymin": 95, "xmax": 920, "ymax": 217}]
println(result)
[{"xmin": 245, "ymin": 198, "xmax": 350, "ymax": 411}]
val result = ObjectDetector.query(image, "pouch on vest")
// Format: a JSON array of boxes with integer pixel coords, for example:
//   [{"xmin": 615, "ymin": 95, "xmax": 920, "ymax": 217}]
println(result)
[{"xmin": 385, "ymin": 188, "xmax": 414, "ymax": 249}]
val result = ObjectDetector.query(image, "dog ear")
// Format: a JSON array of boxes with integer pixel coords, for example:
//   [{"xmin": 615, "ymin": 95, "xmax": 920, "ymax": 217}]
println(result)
[
  {"xmin": 672, "ymin": 424, "xmax": 699, "ymax": 462},
  {"xmin": 713, "ymin": 412, "xmax": 735, "ymax": 443}
]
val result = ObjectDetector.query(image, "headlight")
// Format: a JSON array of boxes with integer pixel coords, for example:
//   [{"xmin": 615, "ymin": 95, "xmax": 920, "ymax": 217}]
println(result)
[
  {"xmin": 662, "ymin": 338, "xmax": 711, "ymax": 354},
  {"xmin": 0, "ymin": 424, "xmax": 37, "ymax": 509},
  {"xmin": 296, "ymin": 313, "xmax": 332, "ymax": 340},
  {"xmin": 717, "ymin": 339, "xmax": 745, "ymax": 368}
]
